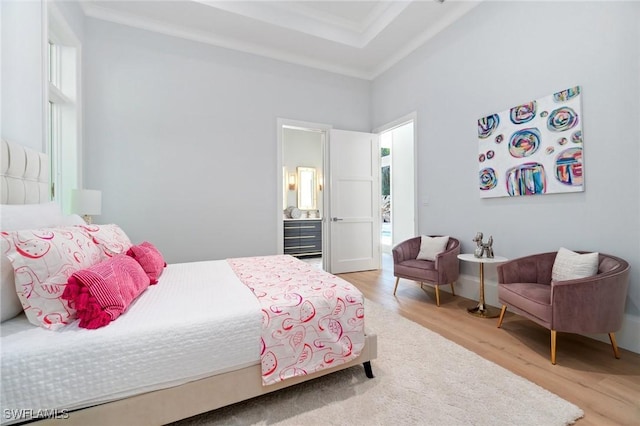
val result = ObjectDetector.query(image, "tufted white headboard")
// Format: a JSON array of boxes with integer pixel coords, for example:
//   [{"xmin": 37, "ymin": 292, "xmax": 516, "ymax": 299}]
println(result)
[{"xmin": 1, "ymin": 139, "xmax": 50, "ymax": 205}]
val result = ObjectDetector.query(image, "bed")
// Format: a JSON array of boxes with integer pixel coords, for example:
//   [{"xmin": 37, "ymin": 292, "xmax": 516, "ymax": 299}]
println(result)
[{"xmin": 0, "ymin": 139, "xmax": 377, "ymax": 425}]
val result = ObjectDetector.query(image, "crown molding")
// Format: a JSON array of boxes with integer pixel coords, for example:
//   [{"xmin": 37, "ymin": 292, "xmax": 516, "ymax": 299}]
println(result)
[
  {"xmin": 370, "ymin": 1, "xmax": 482, "ymax": 79},
  {"xmin": 194, "ymin": 0, "xmax": 411, "ymax": 48},
  {"xmin": 81, "ymin": 2, "xmax": 372, "ymax": 80},
  {"xmin": 279, "ymin": 1, "xmax": 390, "ymax": 33},
  {"xmin": 80, "ymin": 1, "xmax": 483, "ymax": 81}
]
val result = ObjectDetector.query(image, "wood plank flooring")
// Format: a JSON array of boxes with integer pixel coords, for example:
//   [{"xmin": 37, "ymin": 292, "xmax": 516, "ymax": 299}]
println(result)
[{"xmin": 336, "ymin": 254, "xmax": 640, "ymax": 425}]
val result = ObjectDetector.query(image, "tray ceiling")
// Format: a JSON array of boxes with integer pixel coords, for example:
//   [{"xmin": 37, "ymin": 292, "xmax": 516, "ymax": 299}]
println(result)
[{"xmin": 80, "ymin": 0, "xmax": 481, "ymax": 80}]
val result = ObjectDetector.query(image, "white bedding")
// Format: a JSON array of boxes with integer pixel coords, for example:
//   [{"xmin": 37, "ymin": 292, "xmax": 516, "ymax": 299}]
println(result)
[{"xmin": 0, "ymin": 260, "xmax": 263, "ymax": 425}]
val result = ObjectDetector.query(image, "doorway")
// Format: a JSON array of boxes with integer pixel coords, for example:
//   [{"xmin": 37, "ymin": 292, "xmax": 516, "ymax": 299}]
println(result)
[
  {"xmin": 277, "ymin": 119, "xmax": 329, "ymax": 270},
  {"xmin": 376, "ymin": 116, "xmax": 416, "ymax": 254},
  {"xmin": 277, "ymin": 119, "xmax": 381, "ymax": 274}
]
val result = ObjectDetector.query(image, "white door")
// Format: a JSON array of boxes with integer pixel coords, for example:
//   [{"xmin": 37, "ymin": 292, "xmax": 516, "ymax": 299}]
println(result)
[{"xmin": 328, "ymin": 129, "xmax": 380, "ymax": 273}]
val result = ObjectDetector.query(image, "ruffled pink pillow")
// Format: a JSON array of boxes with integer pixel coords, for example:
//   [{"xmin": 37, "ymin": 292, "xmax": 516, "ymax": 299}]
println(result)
[
  {"xmin": 126, "ymin": 242, "xmax": 166, "ymax": 284},
  {"xmin": 62, "ymin": 255, "xmax": 150, "ymax": 329}
]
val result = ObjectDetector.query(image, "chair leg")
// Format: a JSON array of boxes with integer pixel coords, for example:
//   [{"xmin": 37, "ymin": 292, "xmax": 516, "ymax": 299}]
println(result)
[
  {"xmin": 450, "ymin": 281, "xmax": 456, "ymax": 296},
  {"xmin": 551, "ymin": 330, "xmax": 557, "ymax": 365},
  {"xmin": 609, "ymin": 332, "xmax": 621, "ymax": 359},
  {"xmin": 393, "ymin": 277, "xmax": 400, "ymax": 295},
  {"xmin": 434, "ymin": 285, "xmax": 440, "ymax": 307},
  {"xmin": 420, "ymin": 282, "xmax": 424, "ymax": 290},
  {"xmin": 497, "ymin": 305, "xmax": 507, "ymax": 328}
]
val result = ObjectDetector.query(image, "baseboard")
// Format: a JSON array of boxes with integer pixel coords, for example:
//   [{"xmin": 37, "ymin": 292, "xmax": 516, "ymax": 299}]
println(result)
[{"xmin": 449, "ymin": 273, "xmax": 640, "ymax": 354}]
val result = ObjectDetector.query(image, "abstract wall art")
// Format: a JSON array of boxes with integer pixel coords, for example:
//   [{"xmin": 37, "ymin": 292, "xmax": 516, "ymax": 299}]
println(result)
[{"xmin": 477, "ymin": 86, "xmax": 584, "ymax": 198}]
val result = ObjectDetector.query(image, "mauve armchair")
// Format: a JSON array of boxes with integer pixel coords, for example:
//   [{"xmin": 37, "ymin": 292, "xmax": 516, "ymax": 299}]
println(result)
[
  {"xmin": 496, "ymin": 251, "xmax": 630, "ymax": 364},
  {"xmin": 392, "ymin": 236, "xmax": 460, "ymax": 306}
]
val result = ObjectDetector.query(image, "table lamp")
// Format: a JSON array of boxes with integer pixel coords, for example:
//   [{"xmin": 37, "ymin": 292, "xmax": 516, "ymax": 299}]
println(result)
[{"xmin": 71, "ymin": 189, "xmax": 102, "ymax": 224}]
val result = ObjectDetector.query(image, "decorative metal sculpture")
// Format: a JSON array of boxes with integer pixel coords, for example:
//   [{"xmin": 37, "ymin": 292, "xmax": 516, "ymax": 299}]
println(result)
[{"xmin": 473, "ymin": 232, "xmax": 494, "ymax": 258}]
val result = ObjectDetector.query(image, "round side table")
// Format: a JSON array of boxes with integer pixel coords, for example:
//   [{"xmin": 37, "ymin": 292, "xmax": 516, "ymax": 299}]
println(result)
[{"xmin": 457, "ymin": 253, "xmax": 508, "ymax": 318}]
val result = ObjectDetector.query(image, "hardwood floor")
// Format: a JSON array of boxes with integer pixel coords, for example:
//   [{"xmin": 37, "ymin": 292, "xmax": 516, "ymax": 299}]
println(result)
[{"xmin": 337, "ymin": 255, "xmax": 640, "ymax": 426}]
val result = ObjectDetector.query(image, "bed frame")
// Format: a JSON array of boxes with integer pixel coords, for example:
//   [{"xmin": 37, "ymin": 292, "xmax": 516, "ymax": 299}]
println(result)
[
  {"xmin": 35, "ymin": 336, "xmax": 377, "ymax": 425},
  {"xmin": 1, "ymin": 139, "xmax": 378, "ymax": 425}
]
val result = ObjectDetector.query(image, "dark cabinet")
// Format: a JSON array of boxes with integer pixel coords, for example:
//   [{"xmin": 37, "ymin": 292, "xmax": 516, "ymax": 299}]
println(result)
[{"xmin": 284, "ymin": 219, "xmax": 322, "ymax": 257}]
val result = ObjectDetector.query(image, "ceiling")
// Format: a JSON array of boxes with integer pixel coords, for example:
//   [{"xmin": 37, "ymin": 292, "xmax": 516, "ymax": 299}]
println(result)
[{"xmin": 80, "ymin": 1, "xmax": 482, "ymax": 80}]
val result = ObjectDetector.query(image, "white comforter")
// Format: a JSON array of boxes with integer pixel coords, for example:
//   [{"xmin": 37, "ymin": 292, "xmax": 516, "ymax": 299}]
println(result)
[{"xmin": 0, "ymin": 260, "xmax": 262, "ymax": 425}]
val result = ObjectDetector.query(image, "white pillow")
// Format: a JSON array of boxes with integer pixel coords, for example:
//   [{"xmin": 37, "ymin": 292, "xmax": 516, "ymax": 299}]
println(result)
[
  {"xmin": 76, "ymin": 224, "xmax": 133, "ymax": 258},
  {"xmin": 60, "ymin": 214, "xmax": 86, "ymax": 226},
  {"xmin": 4, "ymin": 226, "xmax": 104, "ymax": 329},
  {"xmin": 1, "ymin": 202, "xmax": 65, "ymax": 322},
  {"xmin": 416, "ymin": 235, "xmax": 450, "ymax": 261},
  {"xmin": 0, "ymin": 201, "xmax": 64, "ymax": 231},
  {"xmin": 551, "ymin": 247, "xmax": 599, "ymax": 281},
  {"xmin": 1, "ymin": 254, "xmax": 23, "ymax": 322}
]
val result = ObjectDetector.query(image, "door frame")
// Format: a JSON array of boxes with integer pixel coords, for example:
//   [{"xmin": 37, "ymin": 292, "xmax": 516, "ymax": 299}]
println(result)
[
  {"xmin": 372, "ymin": 111, "xmax": 419, "ymax": 244},
  {"xmin": 276, "ymin": 118, "xmax": 331, "ymax": 269}
]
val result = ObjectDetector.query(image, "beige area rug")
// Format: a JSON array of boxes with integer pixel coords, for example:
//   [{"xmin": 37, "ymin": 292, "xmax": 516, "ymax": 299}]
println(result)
[{"xmin": 172, "ymin": 300, "xmax": 584, "ymax": 426}]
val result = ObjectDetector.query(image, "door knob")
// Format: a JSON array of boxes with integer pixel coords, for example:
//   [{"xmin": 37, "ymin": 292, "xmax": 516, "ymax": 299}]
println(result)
[{"xmin": 332, "ymin": 217, "xmax": 343, "ymax": 222}]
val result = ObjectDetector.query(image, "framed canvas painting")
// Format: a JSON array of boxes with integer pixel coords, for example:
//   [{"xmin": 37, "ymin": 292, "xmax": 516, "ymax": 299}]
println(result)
[{"xmin": 477, "ymin": 86, "xmax": 583, "ymax": 198}]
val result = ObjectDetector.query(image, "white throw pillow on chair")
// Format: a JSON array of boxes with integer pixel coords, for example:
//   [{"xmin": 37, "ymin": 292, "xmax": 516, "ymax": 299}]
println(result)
[
  {"xmin": 551, "ymin": 247, "xmax": 599, "ymax": 281},
  {"xmin": 416, "ymin": 236, "xmax": 449, "ymax": 261}
]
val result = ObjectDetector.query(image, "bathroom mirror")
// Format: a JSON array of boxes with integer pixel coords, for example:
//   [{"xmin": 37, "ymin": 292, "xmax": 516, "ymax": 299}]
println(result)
[{"xmin": 297, "ymin": 167, "xmax": 317, "ymax": 210}]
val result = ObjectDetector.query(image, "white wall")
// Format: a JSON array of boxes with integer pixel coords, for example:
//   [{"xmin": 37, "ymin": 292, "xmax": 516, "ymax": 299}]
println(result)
[
  {"xmin": 83, "ymin": 18, "xmax": 370, "ymax": 263},
  {"xmin": 372, "ymin": 1, "xmax": 640, "ymax": 352},
  {"xmin": 1, "ymin": 0, "xmax": 45, "ymax": 151}
]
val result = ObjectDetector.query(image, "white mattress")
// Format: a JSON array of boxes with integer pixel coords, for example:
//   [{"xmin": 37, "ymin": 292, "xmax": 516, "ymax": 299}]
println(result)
[{"xmin": 0, "ymin": 260, "xmax": 263, "ymax": 425}]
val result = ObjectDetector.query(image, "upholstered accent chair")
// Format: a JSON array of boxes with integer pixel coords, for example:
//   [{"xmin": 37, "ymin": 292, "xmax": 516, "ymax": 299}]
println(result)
[
  {"xmin": 496, "ymin": 251, "xmax": 630, "ymax": 364},
  {"xmin": 392, "ymin": 236, "xmax": 460, "ymax": 306}
]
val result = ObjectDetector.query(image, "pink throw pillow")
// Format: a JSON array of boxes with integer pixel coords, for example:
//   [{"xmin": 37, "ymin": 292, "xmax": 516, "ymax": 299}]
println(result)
[
  {"xmin": 126, "ymin": 242, "xmax": 166, "ymax": 284},
  {"xmin": 62, "ymin": 255, "xmax": 151, "ymax": 329},
  {"xmin": 76, "ymin": 224, "xmax": 132, "ymax": 259},
  {"xmin": 1, "ymin": 227, "xmax": 103, "ymax": 330}
]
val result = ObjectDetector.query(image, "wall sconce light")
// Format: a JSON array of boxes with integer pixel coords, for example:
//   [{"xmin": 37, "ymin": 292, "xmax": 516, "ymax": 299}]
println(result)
[
  {"xmin": 288, "ymin": 173, "xmax": 297, "ymax": 191},
  {"xmin": 318, "ymin": 175, "xmax": 323, "ymax": 191},
  {"xmin": 71, "ymin": 189, "xmax": 102, "ymax": 224}
]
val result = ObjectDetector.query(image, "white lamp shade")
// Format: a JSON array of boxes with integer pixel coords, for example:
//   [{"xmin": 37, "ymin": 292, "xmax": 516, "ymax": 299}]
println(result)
[{"xmin": 71, "ymin": 189, "xmax": 102, "ymax": 215}]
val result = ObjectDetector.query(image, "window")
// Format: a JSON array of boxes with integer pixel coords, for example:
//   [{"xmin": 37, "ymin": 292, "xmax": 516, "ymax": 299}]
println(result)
[{"xmin": 47, "ymin": 5, "xmax": 81, "ymax": 213}]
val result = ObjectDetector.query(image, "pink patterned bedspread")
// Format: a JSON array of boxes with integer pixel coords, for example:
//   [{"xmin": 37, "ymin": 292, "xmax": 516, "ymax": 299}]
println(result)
[{"xmin": 227, "ymin": 255, "xmax": 365, "ymax": 386}]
